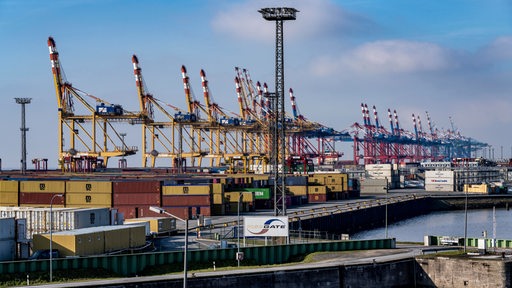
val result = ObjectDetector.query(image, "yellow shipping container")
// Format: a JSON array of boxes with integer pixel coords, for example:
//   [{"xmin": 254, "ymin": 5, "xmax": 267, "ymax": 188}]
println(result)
[
  {"xmin": 124, "ymin": 217, "xmax": 175, "ymax": 234},
  {"xmin": 20, "ymin": 181, "xmax": 65, "ymax": 193},
  {"xmin": 465, "ymin": 184, "xmax": 490, "ymax": 194},
  {"xmin": 213, "ymin": 193, "xmax": 224, "ymax": 204},
  {"xmin": 308, "ymin": 185, "xmax": 327, "ymax": 195},
  {"xmin": 104, "ymin": 226, "xmax": 130, "ymax": 252},
  {"xmin": 128, "ymin": 225, "xmax": 146, "ymax": 248},
  {"xmin": 327, "ymin": 184, "xmax": 343, "ymax": 192},
  {"xmin": 0, "ymin": 181, "xmax": 18, "ymax": 193},
  {"xmin": 66, "ymin": 181, "xmax": 112, "ymax": 193},
  {"xmin": 66, "ymin": 192, "xmax": 112, "ymax": 208},
  {"xmin": 0, "ymin": 191, "xmax": 18, "ymax": 206},
  {"xmin": 32, "ymin": 230, "xmax": 104, "ymax": 257},
  {"xmin": 224, "ymin": 191, "xmax": 254, "ymax": 203},
  {"xmin": 308, "ymin": 175, "xmax": 325, "ymax": 185},
  {"xmin": 162, "ymin": 185, "xmax": 211, "ymax": 195},
  {"xmin": 211, "ymin": 183, "xmax": 224, "ymax": 194},
  {"xmin": 287, "ymin": 185, "xmax": 307, "ymax": 196}
]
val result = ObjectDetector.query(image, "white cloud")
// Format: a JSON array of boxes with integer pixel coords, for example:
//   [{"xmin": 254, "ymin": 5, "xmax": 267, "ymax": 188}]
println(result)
[
  {"xmin": 478, "ymin": 36, "xmax": 512, "ymax": 62},
  {"xmin": 311, "ymin": 40, "xmax": 457, "ymax": 76}
]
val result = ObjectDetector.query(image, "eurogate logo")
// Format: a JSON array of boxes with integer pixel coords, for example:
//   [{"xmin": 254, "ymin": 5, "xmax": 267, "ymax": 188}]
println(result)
[{"xmin": 244, "ymin": 216, "xmax": 289, "ymax": 237}]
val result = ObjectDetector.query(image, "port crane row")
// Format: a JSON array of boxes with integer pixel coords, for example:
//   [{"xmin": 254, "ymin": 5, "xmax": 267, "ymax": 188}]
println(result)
[{"xmin": 47, "ymin": 37, "xmax": 486, "ymax": 172}]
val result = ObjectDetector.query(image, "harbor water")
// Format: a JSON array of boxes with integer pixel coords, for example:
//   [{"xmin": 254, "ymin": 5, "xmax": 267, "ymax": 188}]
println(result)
[{"xmin": 351, "ymin": 208, "xmax": 512, "ymax": 242}]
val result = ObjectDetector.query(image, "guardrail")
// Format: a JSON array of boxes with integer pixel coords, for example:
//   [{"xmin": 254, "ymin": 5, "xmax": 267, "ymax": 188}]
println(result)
[
  {"xmin": 0, "ymin": 238, "xmax": 395, "ymax": 277},
  {"xmin": 426, "ymin": 235, "xmax": 512, "ymax": 248}
]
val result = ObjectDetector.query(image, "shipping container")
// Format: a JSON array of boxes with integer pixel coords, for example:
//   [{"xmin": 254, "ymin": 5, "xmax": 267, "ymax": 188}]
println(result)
[
  {"xmin": 113, "ymin": 181, "xmax": 161, "ymax": 194},
  {"xmin": 113, "ymin": 192, "xmax": 160, "ymax": 206},
  {"xmin": 115, "ymin": 205, "xmax": 162, "ymax": 219},
  {"xmin": 0, "ymin": 191, "xmax": 18, "ymax": 206},
  {"xmin": 20, "ymin": 181, "xmax": 65, "ymax": 193},
  {"xmin": 161, "ymin": 206, "xmax": 211, "ymax": 219},
  {"xmin": 308, "ymin": 185, "xmax": 327, "ymax": 195},
  {"xmin": 240, "ymin": 188, "xmax": 271, "ymax": 200},
  {"xmin": 20, "ymin": 192, "xmax": 65, "ymax": 207},
  {"xmin": 464, "ymin": 184, "xmax": 490, "ymax": 194},
  {"xmin": 66, "ymin": 181, "xmax": 112, "ymax": 193},
  {"xmin": 424, "ymin": 184, "xmax": 454, "ymax": 192},
  {"xmin": 213, "ymin": 193, "xmax": 224, "ymax": 205},
  {"xmin": 211, "ymin": 183, "xmax": 224, "ymax": 194},
  {"xmin": 162, "ymin": 195, "xmax": 211, "ymax": 207},
  {"xmin": 0, "ymin": 207, "xmax": 111, "ymax": 239},
  {"xmin": 224, "ymin": 192, "xmax": 254, "ymax": 203},
  {"xmin": 124, "ymin": 217, "xmax": 176, "ymax": 234},
  {"xmin": 308, "ymin": 194, "xmax": 327, "ymax": 203},
  {"xmin": 103, "ymin": 226, "xmax": 130, "ymax": 252},
  {"xmin": 162, "ymin": 185, "xmax": 211, "ymax": 195},
  {"xmin": 285, "ymin": 176, "xmax": 308, "ymax": 186},
  {"xmin": 365, "ymin": 164, "xmax": 393, "ymax": 170},
  {"xmin": 0, "ymin": 181, "xmax": 19, "ymax": 192},
  {"xmin": 66, "ymin": 192, "xmax": 111, "ymax": 208},
  {"xmin": 287, "ymin": 185, "xmax": 307, "ymax": 196},
  {"xmin": 33, "ymin": 228, "xmax": 104, "ymax": 257},
  {"xmin": 0, "ymin": 218, "xmax": 15, "ymax": 241},
  {"xmin": 128, "ymin": 224, "xmax": 146, "ymax": 248},
  {"xmin": 326, "ymin": 184, "xmax": 343, "ymax": 192}
]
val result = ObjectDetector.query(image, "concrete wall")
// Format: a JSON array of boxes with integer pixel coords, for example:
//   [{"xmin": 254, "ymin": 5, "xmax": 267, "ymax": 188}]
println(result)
[{"xmin": 416, "ymin": 257, "xmax": 512, "ymax": 288}]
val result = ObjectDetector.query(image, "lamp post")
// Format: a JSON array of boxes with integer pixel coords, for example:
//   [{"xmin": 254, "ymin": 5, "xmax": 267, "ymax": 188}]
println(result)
[
  {"xmin": 236, "ymin": 191, "xmax": 252, "ymax": 267},
  {"xmin": 49, "ymin": 194, "xmax": 63, "ymax": 282},
  {"xmin": 150, "ymin": 206, "xmax": 188, "ymax": 288},
  {"xmin": 463, "ymin": 161, "xmax": 468, "ymax": 253},
  {"xmin": 385, "ymin": 177, "xmax": 388, "ymax": 239}
]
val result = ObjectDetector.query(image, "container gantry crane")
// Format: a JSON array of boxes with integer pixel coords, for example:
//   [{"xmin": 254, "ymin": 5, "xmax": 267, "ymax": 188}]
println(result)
[{"xmin": 48, "ymin": 37, "xmax": 144, "ymax": 171}]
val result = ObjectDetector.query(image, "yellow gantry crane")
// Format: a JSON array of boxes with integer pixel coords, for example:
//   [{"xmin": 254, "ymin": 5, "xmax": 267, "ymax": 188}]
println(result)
[{"xmin": 48, "ymin": 37, "xmax": 145, "ymax": 171}]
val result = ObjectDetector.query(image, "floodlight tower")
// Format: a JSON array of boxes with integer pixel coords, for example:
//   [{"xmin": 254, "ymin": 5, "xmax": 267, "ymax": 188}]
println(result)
[
  {"xmin": 259, "ymin": 7, "xmax": 298, "ymax": 216},
  {"xmin": 15, "ymin": 98, "xmax": 32, "ymax": 174}
]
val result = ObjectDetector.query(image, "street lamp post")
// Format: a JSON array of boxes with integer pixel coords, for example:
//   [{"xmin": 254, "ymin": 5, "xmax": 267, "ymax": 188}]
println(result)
[
  {"xmin": 236, "ymin": 192, "xmax": 251, "ymax": 267},
  {"xmin": 385, "ymin": 177, "xmax": 388, "ymax": 239},
  {"xmin": 150, "ymin": 206, "xmax": 188, "ymax": 288},
  {"xmin": 49, "ymin": 194, "xmax": 63, "ymax": 282}
]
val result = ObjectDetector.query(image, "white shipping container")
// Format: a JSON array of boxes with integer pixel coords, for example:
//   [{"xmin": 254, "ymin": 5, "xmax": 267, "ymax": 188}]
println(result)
[
  {"xmin": 0, "ymin": 239, "xmax": 16, "ymax": 261},
  {"xmin": 426, "ymin": 177, "xmax": 454, "ymax": 185},
  {"xmin": 366, "ymin": 170, "xmax": 393, "ymax": 177},
  {"xmin": 424, "ymin": 184, "xmax": 454, "ymax": 192},
  {"xmin": 0, "ymin": 207, "xmax": 111, "ymax": 239},
  {"xmin": 425, "ymin": 170, "xmax": 454, "ymax": 179},
  {"xmin": 0, "ymin": 218, "xmax": 15, "ymax": 241},
  {"xmin": 365, "ymin": 164, "xmax": 393, "ymax": 171}
]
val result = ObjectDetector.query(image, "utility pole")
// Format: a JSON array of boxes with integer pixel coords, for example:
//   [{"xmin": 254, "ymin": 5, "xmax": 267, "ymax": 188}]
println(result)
[
  {"xmin": 15, "ymin": 98, "xmax": 32, "ymax": 174},
  {"xmin": 259, "ymin": 7, "xmax": 298, "ymax": 216}
]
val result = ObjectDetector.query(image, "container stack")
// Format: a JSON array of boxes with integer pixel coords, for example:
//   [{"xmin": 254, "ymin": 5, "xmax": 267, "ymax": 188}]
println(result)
[
  {"xmin": 360, "ymin": 178, "xmax": 388, "ymax": 194},
  {"xmin": 307, "ymin": 185, "xmax": 327, "ymax": 203},
  {"xmin": 124, "ymin": 217, "xmax": 176, "ymax": 235},
  {"xmin": 211, "ymin": 183, "xmax": 225, "ymax": 215},
  {"xmin": 424, "ymin": 170, "xmax": 455, "ymax": 192},
  {"xmin": 66, "ymin": 181, "xmax": 112, "ymax": 208},
  {"xmin": 113, "ymin": 181, "xmax": 161, "ymax": 219},
  {"xmin": 161, "ymin": 183, "xmax": 212, "ymax": 220},
  {"xmin": 286, "ymin": 176, "xmax": 308, "ymax": 206},
  {"xmin": 365, "ymin": 164, "xmax": 400, "ymax": 189}
]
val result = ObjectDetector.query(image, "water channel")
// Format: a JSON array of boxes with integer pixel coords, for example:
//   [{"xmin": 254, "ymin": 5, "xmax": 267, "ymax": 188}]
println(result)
[{"xmin": 351, "ymin": 207, "xmax": 512, "ymax": 242}]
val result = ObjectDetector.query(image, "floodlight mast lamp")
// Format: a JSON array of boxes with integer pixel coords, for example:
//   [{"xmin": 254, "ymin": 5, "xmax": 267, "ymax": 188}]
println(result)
[
  {"xmin": 149, "ymin": 206, "xmax": 188, "ymax": 288},
  {"xmin": 259, "ymin": 7, "xmax": 298, "ymax": 217}
]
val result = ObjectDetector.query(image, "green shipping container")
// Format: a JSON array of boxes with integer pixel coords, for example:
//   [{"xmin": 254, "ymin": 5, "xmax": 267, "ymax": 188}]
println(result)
[{"xmin": 241, "ymin": 188, "xmax": 271, "ymax": 200}]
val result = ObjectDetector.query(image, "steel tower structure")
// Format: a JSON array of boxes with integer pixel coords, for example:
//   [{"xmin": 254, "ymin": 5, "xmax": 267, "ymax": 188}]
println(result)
[
  {"xmin": 15, "ymin": 98, "xmax": 31, "ymax": 174},
  {"xmin": 259, "ymin": 7, "xmax": 298, "ymax": 216}
]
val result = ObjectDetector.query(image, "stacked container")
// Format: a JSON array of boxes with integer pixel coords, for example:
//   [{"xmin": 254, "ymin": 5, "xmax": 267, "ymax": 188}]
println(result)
[
  {"xmin": 307, "ymin": 185, "xmax": 327, "ymax": 203},
  {"xmin": 66, "ymin": 181, "xmax": 112, "ymax": 208},
  {"xmin": 425, "ymin": 170, "xmax": 455, "ymax": 192},
  {"xmin": 211, "ymin": 183, "xmax": 225, "ymax": 215},
  {"xmin": 19, "ymin": 180, "xmax": 65, "ymax": 207},
  {"xmin": 365, "ymin": 164, "xmax": 400, "ymax": 189},
  {"xmin": 113, "ymin": 180, "xmax": 161, "ymax": 219},
  {"xmin": 161, "ymin": 183, "xmax": 212, "ymax": 220}
]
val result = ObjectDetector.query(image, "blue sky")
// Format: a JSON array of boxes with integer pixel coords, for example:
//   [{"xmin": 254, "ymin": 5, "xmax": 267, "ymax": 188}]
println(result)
[{"xmin": 1, "ymin": 0, "xmax": 512, "ymax": 169}]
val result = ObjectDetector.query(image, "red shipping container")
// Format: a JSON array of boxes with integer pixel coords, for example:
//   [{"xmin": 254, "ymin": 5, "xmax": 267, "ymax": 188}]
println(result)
[
  {"xmin": 161, "ymin": 206, "xmax": 211, "ymax": 219},
  {"xmin": 113, "ymin": 192, "xmax": 160, "ymax": 206},
  {"xmin": 20, "ymin": 192, "xmax": 65, "ymax": 206},
  {"xmin": 308, "ymin": 194, "xmax": 327, "ymax": 203},
  {"xmin": 162, "ymin": 195, "xmax": 211, "ymax": 207},
  {"xmin": 115, "ymin": 205, "xmax": 163, "ymax": 219},
  {"xmin": 113, "ymin": 181, "xmax": 161, "ymax": 194}
]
